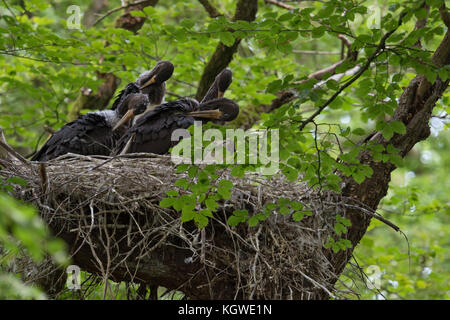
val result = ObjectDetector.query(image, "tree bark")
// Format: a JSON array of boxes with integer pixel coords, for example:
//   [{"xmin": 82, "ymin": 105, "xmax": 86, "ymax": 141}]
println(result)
[{"xmin": 195, "ymin": 0, "xmax": 258, "ymax": 101}]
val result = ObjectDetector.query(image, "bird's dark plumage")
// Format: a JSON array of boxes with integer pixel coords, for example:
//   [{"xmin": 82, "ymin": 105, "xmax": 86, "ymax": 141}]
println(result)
[
  {"xmin": 200, "ymin": 68, "xmax": 233, "ymax": 103},
  {"xmin": 31, "ymin": 61, "xmax": 175, "ymax": 162},
  {"xmin": 32, "ymin": 93, "xmax": 149, "ymax": 161},
  {"xmin": 31, "ymin": 113, "xmax": 118, "ymax": 161},
  {"xmin": 114, "ymin": 97, "xmax": 239, "ymax": 155},
  {"xmin": 111, "ymin": 82, "xmax": 140, "ymax": 111},
  {"xmin": 136, "ymin": 61, "xmax": 174, "ymax": 105},
  {"xmin": 113, "ymin": 98, "xmax": 198, "ymax": 155},
  {"xmin": 197, "ymin": 98, "xmax": 239, "ymax": 122}
]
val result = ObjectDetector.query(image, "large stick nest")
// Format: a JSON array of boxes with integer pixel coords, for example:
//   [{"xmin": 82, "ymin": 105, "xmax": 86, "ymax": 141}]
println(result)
[{"xmin": 0, "ymin": 154, "xmax": 359, "ymax": 299}]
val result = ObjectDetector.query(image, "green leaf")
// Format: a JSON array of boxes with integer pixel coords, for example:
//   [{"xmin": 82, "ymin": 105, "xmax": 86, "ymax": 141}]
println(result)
[
  {"xmin": 233, "ymin": 209, "xmax": 248, "ymax": 217},
  {"xmin": 217, "ymin": 187, "xmax": 232, "ymax": 200},
  {"xmin": 181, "ymin": 19, "xmax": 195, "ymax": 29},
  {"xmin": 231, "ymin": 166, "xmax": 245, "ymax": 178},
  {"xmin": 181, "ymin": 208, "xmax": 195, "ymax": 222},
  {"xmin": 205, "ymin": 198, "xmax": 219, "ymax": 211},
  {"xmin": 334, "ymin": 222, "xmax": 347, "ymax": 235},
  {"xmin": 227, "ymin": 215, "xmax": 242, "ymax": 226},
  {"xmin": 200, "ymin": 209, "xmax": 213, "ymax": 218},
  {"xmin": 248, "ymin": 216, "xmax": 259, "ymax": 227},
  {"xmin": 174, "ymin": 178, "xmax": 189, "ymax": 190},
  {"xmin": 159, "ymin": 198, "xmax": 174, "ymax": 208},
  {"xmin": 352, "ymin": 128, "xmax": 366, "ymax": 136},
  {"xmin": 188, "ymin": 166, "xmax": 198, "ymax": 178},
  {"xmin": 390, "ymin": 121, "xmax": 406, "ymax": 134},
  {"xmin": 166, "ymin": 190, "xmax": 179, "ymax": 197},
  {"xmin": 220, "ymin": 32, "xmax": 235, "ymax": 47},
  {"xmin": 218, "ymin": 179, "xmax": 233, "ymax": 190},
  {"xmin": 292, "ymin": 211, "xmax": 304, "ymax": 221},
  {"xmin": 280, "ymin": 206, "xmax": 290, "ymax": 215},
  {"xmin": 382, "ymin": 125, "xmax": 394, "ymax": 140},
  {"xmin": 290, "ymin": 201, "xmax": 303, "ymax": 211},
  {"xmin": 312, "ymin": 26, "xmax": 326, "ymax": 38}
]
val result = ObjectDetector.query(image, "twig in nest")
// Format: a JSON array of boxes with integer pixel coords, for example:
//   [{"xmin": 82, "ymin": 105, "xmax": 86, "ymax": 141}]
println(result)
[
  {"xmin": 38, "ymin": 163, "xmax": 48, "ymax": 193},
  {"xmin": 0, "ymin": 133, "xmax": 30, "ymax": 166}
]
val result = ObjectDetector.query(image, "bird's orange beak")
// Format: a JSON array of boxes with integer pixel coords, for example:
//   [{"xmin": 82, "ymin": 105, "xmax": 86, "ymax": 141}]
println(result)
[
  {"xmin": 139, "ymin": 75, "xmax": 156, "ymax": 90},
  {"xmin": 188, "ymin": 109, "xmax": 223, "ymax": 119},
  {"xmin": 113, "ymin": 109, "xmax": 134, "ymax": 131}
]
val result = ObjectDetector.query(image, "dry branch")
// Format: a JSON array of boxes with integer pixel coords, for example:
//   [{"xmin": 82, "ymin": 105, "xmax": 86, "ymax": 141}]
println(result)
[{"xmin": 265, "ymin": 0, "xmax": 295, "ymax": 11}]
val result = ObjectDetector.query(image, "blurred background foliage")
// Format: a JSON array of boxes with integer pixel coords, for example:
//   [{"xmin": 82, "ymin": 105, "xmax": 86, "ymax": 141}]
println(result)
[{"xmin": 0, "ymin": 0, "xmax": 448, "ymax": 299}]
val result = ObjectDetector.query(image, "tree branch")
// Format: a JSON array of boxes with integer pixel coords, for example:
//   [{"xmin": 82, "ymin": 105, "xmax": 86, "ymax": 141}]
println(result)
[
  {"xmin": 331, "ymin": 26, "xmax": 450, "ymax": 280},
  {"xmin": 265, "ymin": 0, "xmax": 295, "ymax": 11},
  {"xmin": 298, "ymin": 11, "xmax": 407, "ymax": 131},
  {"xmin": 198, "ymin": 0, "xmax": 222, "ymax": 18},
  {"xmin": 93, "ymin": 0, "xmax": 158, "ymax": 27},
  {"xmin": 440, "ymin": 3, "xmax": 450, "ymax": 28},
  {"xmin": 0, "ymin": 128, "xmax": 30, "ymax": 166},
  {"xmin": 244, "ymin": 34, "xmax": 358, "ymax": 126},
  {"xmin": 195, "ymin": 0, "xmax": 258, "ymax": 101}
]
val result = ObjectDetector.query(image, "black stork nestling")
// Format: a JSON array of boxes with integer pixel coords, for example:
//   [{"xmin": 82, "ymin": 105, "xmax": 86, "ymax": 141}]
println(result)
[
  {"xmin": 105, "ymin": 60, "xmax": 175, "ymax": 131},
  {"xmin": 200, "ymin": 68, "xmax": 233, "ymax": 103},
  {"xmin": 131, "ymin": 60, "xmax": 174, "ymax": 124},
  {"xmin": 31, "ymin": 92, "xmax": 150, "ymax": 161},
  {"xmin": 112, "ymin": 97, "xmax": 239, "ymax": 155},
  {"xmin": 31, "ymin": 61, "xmax": 173, "ymax": 161},
  {"xmin": 110, "ymin": 60, "xmax": 174, "ymax": 113}
]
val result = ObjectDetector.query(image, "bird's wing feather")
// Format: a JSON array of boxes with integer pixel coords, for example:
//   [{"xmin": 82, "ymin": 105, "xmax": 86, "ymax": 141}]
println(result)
[
  {"xmin": 32, "ymin": 113, "xmax": 114, "ymax": 161},
  {"xmin": 113, "ymin": 98, "xmax": 198, "ymax": 155}
]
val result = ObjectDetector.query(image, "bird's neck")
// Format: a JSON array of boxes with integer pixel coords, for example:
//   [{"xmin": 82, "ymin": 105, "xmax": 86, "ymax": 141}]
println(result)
[
  {"xmin": 94, "ymin": 110, "xmax": 118, "ymax": 127},
  {"xmin": 132, "ymin": 103, "xmax": 159, "ymax": 125}
]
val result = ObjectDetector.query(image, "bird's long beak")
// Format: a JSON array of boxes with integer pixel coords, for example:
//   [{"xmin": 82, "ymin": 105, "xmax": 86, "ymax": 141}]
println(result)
[
  {"xmin": 113, "ymin": 109, "xmax": 134, "ymax": 131},
  {"xmin": 139, "ymin": 75, "xmax": 156, "ymax": 90},
  {"xmin": 188, "ymin": 109, "xmax": 223, "ymax": 119}
]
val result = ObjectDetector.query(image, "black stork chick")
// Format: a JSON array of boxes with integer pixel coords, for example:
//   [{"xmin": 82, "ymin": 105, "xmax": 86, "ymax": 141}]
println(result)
[
  {"xmin": 31, "ymin": 93, "xmax": 149, "ymax": 161},
  {"xmin": 113, "ymin": 97, "xmax": 239, "ymax": 155},
  {"xmin": 200, "ymin": 68, "xmax": 233, "ymax": 103},
  {"xmin": 132, "ymin": 60, "xmax": 174, "ymax": 124}
]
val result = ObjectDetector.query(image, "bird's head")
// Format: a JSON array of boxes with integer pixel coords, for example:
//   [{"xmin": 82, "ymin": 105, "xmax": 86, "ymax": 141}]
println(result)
[
  {"xmin": 188, "ymin": 98, "xmax": 239, "ymax": 122},
  {"xmin": 136, "ymin": 61, "xmax": 174, "ymax": 106},
  {"xmin": 137, "ymin": 61, "xmax": 174, "ymax": 90},
  {"xmin": 200, "ymin": 68, "xmax": 233, "ymax": 103},
  {"xmin": 113, "ymin": 93, "xmax": 149, "ymax": 131}
]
